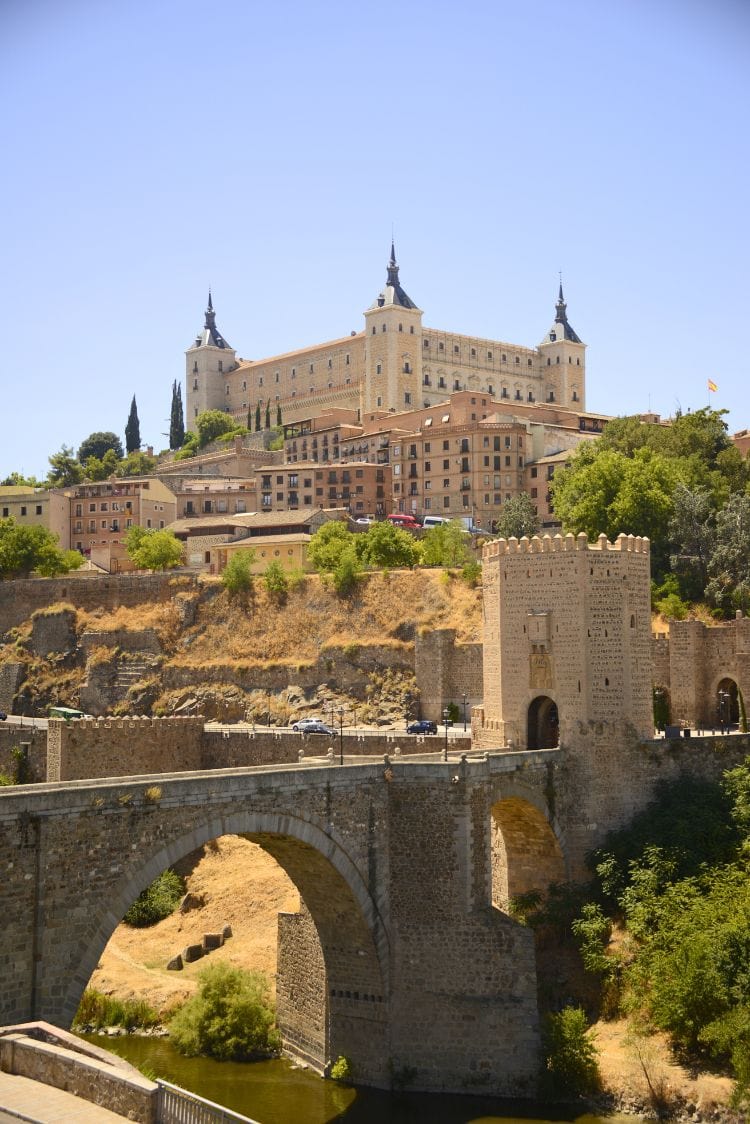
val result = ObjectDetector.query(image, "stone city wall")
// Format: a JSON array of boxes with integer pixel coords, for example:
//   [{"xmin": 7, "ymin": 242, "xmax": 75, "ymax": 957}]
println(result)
[
  {"xmin": 47, "ymin": 716, "xmax": 205, "ymax": 782},
  {"xmin": 0, "ymin": 725, "xmax": 46, "ymax": 783},
  {"xmin": 414, "ymin": 628, "xmax": 483, "ymax": 723},
  {"xmin": 0, "ymin": 573, "xmax": 199, "ymax": 637}
]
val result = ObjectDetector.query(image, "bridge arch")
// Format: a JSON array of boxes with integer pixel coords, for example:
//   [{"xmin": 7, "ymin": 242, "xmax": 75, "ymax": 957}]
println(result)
[
  {"xmin": 64, "ymin": 809, "xmax": 390, "ymax": 1082},
  {"xmin": 490, "ymin": 791, "xmax": 566, "ymax": 911},
  {"xmin": 527, "ymin": 694, "xmax": 559, "ymax": 749}
]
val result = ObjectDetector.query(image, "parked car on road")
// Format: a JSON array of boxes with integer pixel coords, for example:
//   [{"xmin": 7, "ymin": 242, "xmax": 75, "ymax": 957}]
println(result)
[
  {"xmin": 0, "ymin": 712, "xmax": 6, "ymax": 721},
  {"xmin": 406, "ymin": 719, "xmax": 438, "ymax": 735},
  {"xmin": 387, "ymin": 513, "xmax": 420, "ymax": 529},
  {"xmin": 292, "ymin": 718, "xmax": 337, "ymax": 735}
]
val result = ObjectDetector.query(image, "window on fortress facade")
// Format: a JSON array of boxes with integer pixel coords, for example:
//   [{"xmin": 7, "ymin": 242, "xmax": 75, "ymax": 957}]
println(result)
[
  {"xmin": 424, "ymin": 339, "xmax": 429, "ymax": 348},
  {"xmin": 327, "ymin": 359, "xmax": 332, "ymax": 368},
  {"xmin": 454, "ymin": 379, "xmax": 460, "ymax": 390},
  {"xmin": 193, "ymin": 379, "xmax": 198, "ymax": 390},
  {"xmin": 399, "ymin": 323, "xmax": 403, "ymax": 332},
  {"xmin": 443, "ymin": 478, "xmax": 449, "ymax": 488},
  {"xmin": 488, "ymin": 384, "xmax": 494, "ymax": 394},
  {"xmin": 219, "ymin": 361, "xmax": 223, "ymax": 372},
  {"xmin": 382, "ymin": 324, "xmax": 387, "ymax": 332},
  {"xmin": 376, "ymin": 364, "xmax": 382, "ymax": 374},
  {"xmin": 454, "ymin": 345, "xmax": 459, "ymax": 354},
  {"xmin": 439, "ymin": 342, "xmax": 444, "ymax": 351},
  {"xmin": 259, "ymin": 376, "xmax": 264, "ymax": 386},
  {"xmin": 471, "ymin": 348, "xmax": 476, "ymax": 357},
  {"xmin": 372, "ymin": 326, "xmax": 376, "ymax": 334},
  {"xmin": 377, "ymin": 396, "xmax": 382, "ymax": 407},
  {"xmin": 405, "ymin": 392, "xmax": 412, "ymax": 404},
  {"xmin": 310, "ymin": 363, "xmax": 314, "ymax": 372},
  {"xmin": 438, "ymin": 376, "xmax": 446, "ymax": 388},
  {"xmin": 531, "ymin": 488, "xmax": 538, "ymax": 499},
  {"xmin": 346, "ymin": 354, "xmax": 350, "ymax": 365},
  {"xmin": 404, "ymin": 361, "xmax": 411, "ymax": 373},
  {"xmin": 572, "ymin": 391, "xmax": 579, "ymax": 401},
  {"xmin": 443, "ymin": 497, "xmax": 450, "ymax": 508},
  {"xmin": 577, "ymin": 358, "xmax": 580, "ymax": 365}
]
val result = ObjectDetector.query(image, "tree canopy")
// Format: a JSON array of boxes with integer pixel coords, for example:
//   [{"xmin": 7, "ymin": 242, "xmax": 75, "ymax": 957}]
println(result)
[
  {"xmin": 125, "ymin": 526, "xmax": 183, "ymax": 570},
  {"xmin": 47, "ymin": 445, "xmax": 83, "ymax": 487},
  {"xmin": 0, "ymin": 518, "xmax": 83, "ymax": 579},
  {"xmin": 78, "ymin": 431, "xmax": 124, "ymax": 463},
  {"xmin": 419, "ymin": 521, "xmax": 471, "ymax": 567},
  {"xmin": 551, "ymin": 409, "xmax": 750, "ymax": 604},
  {"xmin": 494, "ymin": 493, "xmax": 541, "ymax": 540},
  {"xmin": 195, "ymin": 410, "xmax": 238, "ymax": 448}
]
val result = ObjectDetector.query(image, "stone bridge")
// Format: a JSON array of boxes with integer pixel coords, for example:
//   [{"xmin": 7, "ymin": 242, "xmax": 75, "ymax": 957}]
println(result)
[
  {"xmin": 4, "ymin": 729, "xmax": 748, "ymax": 1097},
  {"xmin": 1, "ymin": 750, "xmax": 567, "ymax": 1097}
]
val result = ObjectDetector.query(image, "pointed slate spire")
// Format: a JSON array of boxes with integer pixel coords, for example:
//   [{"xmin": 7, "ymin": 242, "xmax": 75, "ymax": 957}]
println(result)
[
  {"xmin": 371, "ymin": 240, "xmax": 418, "ymax": 310},
  {"xmin": 194, "ymin": 289, "xmax": 230, "ymax": 349},
  {"xmin": 550, "ymin": 279, "xmax": 581, "ymax": 343}
]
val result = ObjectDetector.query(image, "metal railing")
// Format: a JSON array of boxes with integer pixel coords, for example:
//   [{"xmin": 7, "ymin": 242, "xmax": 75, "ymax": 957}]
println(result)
[{"xmin": 158, "ymin": 1080, "xmax": 261, "ymax": 1124}]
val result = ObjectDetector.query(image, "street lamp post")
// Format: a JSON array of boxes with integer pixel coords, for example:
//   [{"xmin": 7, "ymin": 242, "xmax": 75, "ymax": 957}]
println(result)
[
  {"xmin": 462, "ymin": 692, "xmax": 468, "ymax": 733},
  {"xmin": 443, "ymin": 707, "xmax": 450, "ymax": 762},
  {"xmin": 267, "ymin": 690, "xmax": 271, "ymax": 728},
  {"xmin": 338, "ymin": 708, "xmax": 345, "ymax": 766},
  {"xmin": 718, "ymin": 689, "xmax": 730, "ymax": 735}
]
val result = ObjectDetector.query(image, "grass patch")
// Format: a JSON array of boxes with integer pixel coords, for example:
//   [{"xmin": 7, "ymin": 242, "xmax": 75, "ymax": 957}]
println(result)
[{"xmin": 73, "ymin": 989, "xmax": 160, "ymax": 1030}]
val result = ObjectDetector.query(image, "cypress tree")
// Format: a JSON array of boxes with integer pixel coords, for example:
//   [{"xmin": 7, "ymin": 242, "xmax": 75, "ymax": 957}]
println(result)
[
  {"xmin": 169, "ymin": 381, "xmax": 185, "ymax": 449},
  {"xmin": 276, "ymin": 403, "xmax": 282, "ymax": 427},
  {"xmin": 125, "ymin": 395, "xmax": 141, "ymax": 454},
  {"xmin": 255, "ymin": 402, "xmax": 262, "ymax": 432},
  {"xmin": 265, "ymin": 400, "xmax": 271, "ymax": 429},
  {"xmin": 247, "ymin": 403, "xmax": 252, "ymax": 432}
]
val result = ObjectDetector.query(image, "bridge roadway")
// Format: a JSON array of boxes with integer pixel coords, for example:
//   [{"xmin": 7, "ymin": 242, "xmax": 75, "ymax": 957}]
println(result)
[{"xmin": 1, "ymin": 747, "xmax": 559, "ymax": 1099}]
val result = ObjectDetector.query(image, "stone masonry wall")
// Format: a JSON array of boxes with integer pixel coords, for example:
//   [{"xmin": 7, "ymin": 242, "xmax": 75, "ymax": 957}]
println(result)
[
  {"xmin": 414, "ymin": 629, "xmax": 483, "ymax": 722},
  {"xmin": 0, "ymin": 573, "xmax": 199, "ymax": 637},
  {"xmin": 48, "ymin": 717, "xmax": 205, "ymax": 781},
  {"xmin": 0, "ymin": 663, "xmax": 26, "ymax": 712},
  {"xmin": 0, "ymin": 725, "xmax": 46, "ymax": 783}
]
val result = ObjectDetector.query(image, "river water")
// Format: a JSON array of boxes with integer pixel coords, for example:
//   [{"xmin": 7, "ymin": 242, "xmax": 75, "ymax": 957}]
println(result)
[{"xmin": 85, "ymin": 1035, "xmax": 638, "ymax": 1124}]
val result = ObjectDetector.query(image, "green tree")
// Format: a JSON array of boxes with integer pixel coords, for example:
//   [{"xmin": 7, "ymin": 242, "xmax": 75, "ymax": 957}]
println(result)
[
  {"xmin": 116, "ymin": 450, "xmax": 157, "ymax": 477},
  {"xmin": 264, "ymin": 400, "xmax": 271, "ymax": 429},
  {"xmin": 332, "ymin": 547, "xmax": 361, "ymax": 594},
  {"xmin": 255, "ymin": 402, "xmax": 262, "ymax": 432},
  {"xmin": 307, "ymin": 521, "xmax": 354, "ymax": 574},
  {"xmin": 357, "ymin": 521, "xmax": 419, "ymax": 568},
  {"xmin": 420, "ymin": 521, "xmax": 470, "ymax": 567},
  {"xmin": 47, "ymin": 445, "xmax": 83, "ymax": 486},
  {"xmin": 276, "ymin": 403, "xmax": 282, "ymax": 427},
  {"xmin": 263, "ymin": 560, "xmax": 288, "ymax": 602},
  {"xmin": 82, "ymin": 448, "xmax": 120, "ymax": 481},
  {"xmin": 169, "ymin": 381, "xmax": 185, "ymax": 450},
  {"xmin": 706, "ymin": 494, "xmax": 750, "ymax": 615},
  {"xmin": 125, "ymin": 395, "xmax": 141, "ymax": 454},
  {"xmin": 78, "ymin": 431, "xmax": 124, "ymax": 463},
  {"xmin": 1, "ymin": 471, "xmax": 43, "ymax": 488},
  {"xmin": 125, "ymin": 526, "xmax": 183, "ymax": 570},
  {"xmin": 494, "ymin": 493, "xmax": 540, "ymax": 540},
  {"xmin": 169, "ymin": 962, "xmax": 280, "ymax": 1061},
  {"xmin": 0, "ymin": 518, "xmax": 83, "ymax": 579},
  {"xmin": 221, "ymin": 549, "xmax": 257, "ymax": 596},
  {"xmin": 668, "ymin": 484, "xmax": 715, "ymax": 601},
  {"xmin": 195, "ymin": 410, "xmax": 237, "ymax": 448},
  {"xmin": 543, "ymin": 1006, "xmax": 600, "ymax": 1096}
]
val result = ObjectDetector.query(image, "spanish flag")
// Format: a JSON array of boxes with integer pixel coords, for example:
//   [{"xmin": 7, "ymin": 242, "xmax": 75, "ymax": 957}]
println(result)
[{"xmin": 708, "ymin": 379, "xmax": 718, "ymax": 393}]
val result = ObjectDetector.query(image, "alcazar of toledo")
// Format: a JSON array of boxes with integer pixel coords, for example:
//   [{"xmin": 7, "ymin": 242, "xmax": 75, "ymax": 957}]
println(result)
[{"xmin": 187, "ymin": 243, "xmax": 586, "ymax": 429}]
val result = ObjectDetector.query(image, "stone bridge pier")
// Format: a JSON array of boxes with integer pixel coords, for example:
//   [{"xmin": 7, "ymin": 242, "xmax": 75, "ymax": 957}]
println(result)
[{"xmin": 1, "ymin": 757, "xmax": 548, "ymax": 1097}]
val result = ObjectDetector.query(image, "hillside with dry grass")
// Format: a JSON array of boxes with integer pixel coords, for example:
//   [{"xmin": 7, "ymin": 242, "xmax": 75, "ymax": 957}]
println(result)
[{"xmin": 0, "ymin": 569, "xmax": 483, "ymax": 721}]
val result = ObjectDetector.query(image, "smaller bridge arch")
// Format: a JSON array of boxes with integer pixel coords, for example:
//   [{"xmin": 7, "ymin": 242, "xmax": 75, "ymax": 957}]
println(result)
[
  {"xmin": 489, "ymin": 771, "xmax": 566, "ymax": 912},
  {"xmin": 527, "ymin": 694, "xmax": 559, "ymax": 749}
]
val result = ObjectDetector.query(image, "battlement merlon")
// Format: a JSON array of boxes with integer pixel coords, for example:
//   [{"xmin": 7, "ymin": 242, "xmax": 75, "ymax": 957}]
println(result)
[{"xmin": 483, "ymin": 532, "xmax": 650, "ymax": 559}]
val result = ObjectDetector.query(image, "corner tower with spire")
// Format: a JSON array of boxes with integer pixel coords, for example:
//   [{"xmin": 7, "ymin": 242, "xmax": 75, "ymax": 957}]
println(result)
[
  {"xmin": 185, "ymin": 292, "xmax": 237, "ymax": 430},
  {"xmin": 538, "ymin": 281, "xmax": 586, "ymax": 410},
  {"xmin": 362, "ymin": 242, "xmax": 423, "ymax": 415}
]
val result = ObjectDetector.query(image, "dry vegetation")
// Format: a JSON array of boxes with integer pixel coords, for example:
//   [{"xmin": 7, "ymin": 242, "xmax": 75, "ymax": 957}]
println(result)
[{"xmin": 170, "ymin": 570, "xmax": 482, "ymax": 670}]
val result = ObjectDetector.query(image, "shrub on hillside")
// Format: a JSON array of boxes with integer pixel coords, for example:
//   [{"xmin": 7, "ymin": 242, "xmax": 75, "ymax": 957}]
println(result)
[
  {"xmin": 73, "ymin": 988, "xmax": 160, "ymax": 1030},
  {"xmin": 123, "ymin": 869, "xmax": 184, "ymax": 927},
  {"xmin": 169, "ymin": 963, "xmax": 281, "ymax": 1061},
  {"xmin": 221, "ymin": 550, "xmax": 256, "ymax": 597},
  {"xmin": 542, "ymin": 1006, "xmax": 600, "ymax": 1097}
]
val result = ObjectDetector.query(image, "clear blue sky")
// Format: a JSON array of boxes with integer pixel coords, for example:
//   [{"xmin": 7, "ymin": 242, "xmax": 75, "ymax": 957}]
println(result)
[{"xmin": 1, "ymin": 0, "xmax": 748, "ymax": 480}]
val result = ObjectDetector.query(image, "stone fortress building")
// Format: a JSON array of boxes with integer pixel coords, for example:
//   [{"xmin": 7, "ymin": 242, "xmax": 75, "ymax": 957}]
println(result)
[{"xmin": 186, "ymin": 244, "xmax": 587, "ymax": 432}]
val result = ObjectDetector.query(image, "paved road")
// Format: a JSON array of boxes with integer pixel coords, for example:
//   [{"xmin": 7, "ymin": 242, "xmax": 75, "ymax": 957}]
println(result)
[{"xmin": 0, "ymin": 716, "xmax": 48, "ymax": 730}]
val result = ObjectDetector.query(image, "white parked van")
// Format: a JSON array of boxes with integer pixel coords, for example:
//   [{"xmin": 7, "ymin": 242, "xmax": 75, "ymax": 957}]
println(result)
[{"xmin": 421, "ymin": 516, "xmax": 452, "ymax": 529}]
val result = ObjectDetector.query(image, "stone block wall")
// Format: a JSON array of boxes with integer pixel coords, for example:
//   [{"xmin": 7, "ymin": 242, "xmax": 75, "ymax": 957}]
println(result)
[
  {"xmin": 653, "ymin": 615, "xmax": 750, "ymax": 728},
  {"xmin": 0, "ymin": 573, "xmax": 198, "ymax": 637},
  {"xmin": 47, "ymin": 716, "xmax": 205, "ymax": 781},
  {"xmin": 414, "ymin": 628, "xmax": 483, "ymax": 722},
  {"xmin": 0, "ymin": 663, "xmax": 25, "ymax": 712},
  {"xmin": 80, "ymin": 629, "xmax": 162, "ymax": 655},
  {"xmin": 30, "ymin": 608, "xmax": 77, "ymax": 657},
  {"xmin": 0, "ymin": 725, "xmax": 46, "ymax": 782}
]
